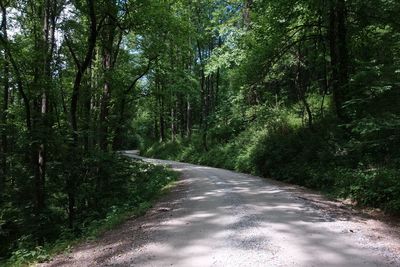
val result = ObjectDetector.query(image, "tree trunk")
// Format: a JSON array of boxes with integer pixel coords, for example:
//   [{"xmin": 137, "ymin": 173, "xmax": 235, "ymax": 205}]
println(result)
[
  {"xmin": 215, "ymin": 67, "xmax": 220, "ymax": 107},
  {"xmin": 84, "ymin": 57, "xmax": 96, "ymax": 153},
  {"xmin": 112, "ymin": 96, "xmax": 126, "ymax": 150},
  {"xmin": 296, "ymin": 44, "xmax": 313, "ymax": 129},
  {"xmin": 99, "ymin": 7, "xmax": 117, "ymax": 151},
  {"xmin": 329, "ymin": 0, "xmax": 349, "ymax": 120},
  {"xmin": 99, "ymin": 70, "xmax": 111, "ymax": 150},
  {"xmin": 67, "ymin": 0, "xmax": 98, "ymax": 229},
  {"xmin": 179, "ymin": 94, "xmax": 185, "ymax": 138},
  {"xmin": 0, "ymin": 3, "xmax": 9, "ymax": 196},
  {"xmin": 153, "ymin": 103, "xmax": 159, "ymax": 139},
  {"xmin": 337, "ymin": 0, "xmax": 349, "ymax": 104},
  {"xmin": 197, "ymin": 40, "xmax": 208, "ymax": 150},
  {"xmin": 186, "ymin": 96, "xmax": 191, "ymax": 138},
  {"xmin": 171, "ymin": 98, "xmax": 176, "ymax": 141},
  {"xmin": 157, "ymin": 80, "xmax": 165, "ymax": 142},
  {"xmin": 319, "ymin": 12, "xmax": 329, "ymax": 118},
  {"xmin": 159, "ymin": 96, "xmax": 165, "ymax": 142},
  {"xmin": 29, "ymin": 0, "xmax": 55, "ymax": 245},
  {"xmin": 243, "ymin": 0, "xmax": 253, "ymax": 28}
]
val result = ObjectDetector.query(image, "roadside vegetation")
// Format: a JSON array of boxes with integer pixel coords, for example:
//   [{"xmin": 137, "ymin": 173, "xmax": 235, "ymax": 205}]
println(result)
[
  {"xmin": 1, "ymin": 154, "xmax": 177, "ymax": 266},
  {"xmin": 143, "ymin": 107, "xmax": 400, "ymax": 214}
]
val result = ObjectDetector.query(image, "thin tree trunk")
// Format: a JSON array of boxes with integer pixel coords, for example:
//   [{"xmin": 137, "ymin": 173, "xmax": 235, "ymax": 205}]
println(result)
[
  {"xmin": 84, "ymin": 62, "xmax": 93, "ymax": 153},
  {"xmin": 186, "ymin": 96, "xmax": 191, "ymax": 138},
  {"xmin": 99, "ymin": 68, "xmax": 111, "ymax": 150},
  {"xmin": 31, "ymin": 0, "xmax": 54, "ymax": 245},
  {"xmin": 66, "ymin": 0, "xmax": 98, "ymax": 229},
  {"xmin": 197, "ymin": 40, "xmax": 208, "ymax": 150},
  {"xmin": 159, "ymin": 95, "xmax": 165, "ymax": 142},
  {"xmin": 171, "ymin": 96, "xmax": 176, "ymax": 141},
  {"xmin": 153, "ymin": 102, "xmax": 159, "ymax": 140},
  {"xmin": 0, "ymin": 2, "xmax": 9, "ymax": 198},
  {"xmin": 337, "ymin": 0, "xmax": 349, "ymax": 105},
  {"xmin": 215, "ymin": 37, "xmax": 222, "ymax": 107},
  {"xmin": 243, "ymin": 0, "xmax": 253, "ymax": 28},
  {"xmin": 296, "ymin": 45, "xmax": 313, "ymax": 129},
  {"xmin": 215, "ymin": 67, "xmax": 220, "ymax": 107},
  {"xmin": 99, "ymin": 9, "xmax": 117, "ymax": 151},
  {"xmin": 157, "ymin": 79, "xmax": 165, "ymax": 142},
  {"xmin": 319, "ymin": 12, "xmax": 329, "ymax": 118},
  {"xmin": 329, "ymin": 0, "xmax": 348, "ymax": 120},
  {"xmin": 179, "ymin": 94, "xmax": 185, "ymax": 138},
  {"xmin": 69, "ymin": 0, "xmax": 97, "ymax": 147},
  {"xmin": 112, "ymin": 96, "xmax": 126, "ymax": 149}
]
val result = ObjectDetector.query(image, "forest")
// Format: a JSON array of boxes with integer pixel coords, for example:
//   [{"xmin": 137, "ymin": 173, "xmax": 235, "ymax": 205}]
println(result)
[{"xmin": 0, "ymin": 0, "xmax": 399, "ymax": 265}]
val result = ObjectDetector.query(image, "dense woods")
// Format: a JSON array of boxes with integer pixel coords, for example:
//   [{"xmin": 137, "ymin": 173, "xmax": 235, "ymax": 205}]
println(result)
[{"xmin": 0, "ymin": 0, "xmax": 399, "ymax": 264}]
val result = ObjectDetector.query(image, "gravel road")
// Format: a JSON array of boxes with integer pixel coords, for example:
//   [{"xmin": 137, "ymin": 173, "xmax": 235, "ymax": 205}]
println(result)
[{"xmin": 40, "ymin": 151, "xmax": 400, "ymax": 267}]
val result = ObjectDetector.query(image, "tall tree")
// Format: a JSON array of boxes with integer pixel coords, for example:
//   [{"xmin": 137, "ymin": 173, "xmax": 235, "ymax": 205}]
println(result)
[
  {"xmin": 329, "ymin": 0, "xmax": 349, "ymax": 119},
  {"xmin": 65, "ymin": 0, "xmax": 99, "ymax": 228},
  {"xmin": 0, "ymin": 1, "xmax": 9, "ymax": 198}
]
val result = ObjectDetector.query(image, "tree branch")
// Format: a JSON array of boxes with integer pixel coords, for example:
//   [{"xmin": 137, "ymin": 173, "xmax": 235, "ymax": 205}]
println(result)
[
  {"xmin": 64, "ymin": 35, "xmax": 81, "ymax": 69},
  {"xmin": 124, "ymin": 55, "xmax": 158, "ymax": 94}
]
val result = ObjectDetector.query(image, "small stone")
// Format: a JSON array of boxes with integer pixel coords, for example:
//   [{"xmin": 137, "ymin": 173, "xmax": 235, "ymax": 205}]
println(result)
[{"xmin": 158, "ymin": 207, "xmax": 171, "ymax": 212}]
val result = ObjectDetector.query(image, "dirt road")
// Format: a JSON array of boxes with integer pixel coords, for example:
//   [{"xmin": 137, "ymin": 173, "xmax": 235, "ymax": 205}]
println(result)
[{"xmin": 41, "ymin": 152, "xmax": 400, "ymax": 266}]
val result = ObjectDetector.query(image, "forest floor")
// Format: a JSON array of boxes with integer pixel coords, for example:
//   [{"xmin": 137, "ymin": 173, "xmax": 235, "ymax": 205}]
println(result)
[{"xmin": 39, "ymin": 151, "xmax": 400, "ymax": 267}]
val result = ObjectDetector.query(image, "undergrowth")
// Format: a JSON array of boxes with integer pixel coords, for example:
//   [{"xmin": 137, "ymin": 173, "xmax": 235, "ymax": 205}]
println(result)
[{"xmin": 1, "ymin": 154, "xmax": 178, "ymax": 267}]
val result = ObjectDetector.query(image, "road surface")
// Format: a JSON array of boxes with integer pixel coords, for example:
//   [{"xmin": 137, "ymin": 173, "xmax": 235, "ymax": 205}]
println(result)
[{"xmin": 41, "ymin": 152, "xmax": 400, "ymax": 267}]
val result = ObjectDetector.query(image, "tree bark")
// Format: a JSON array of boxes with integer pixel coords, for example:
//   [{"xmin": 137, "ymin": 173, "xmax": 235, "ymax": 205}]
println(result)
[
  {"xmin": 99, "ymin": 3, "xmax": 117, "ymax": 151},
  {"xmin": 186, "ymin": 96, "xmax": 191, "ymax": 138},
  {"xmin": 329, "ymin": 0, "xmax": 349, "ymax": 120},
  {"xmin": 66, "ymin": 0, "xmax": 98, "ymax": 229},
  {"xmin": 197, "ymin": 40, "xmax": 208, "ymax": 150},
  {"xmin": 69, "ymin": 0, "xmax": 98, "ymax": 147},
  {"xmin": 170, "ymin": 97, "xmax": 176, "ymax": 141},
  {"xmin": 296, "ymin": 44, "xmax": 313, "ymax": 129},
  {"xmin": 84, "ymin": 61, "xmax": 93, "ymax": 153},
  {"xmin": 179, "ymin": 94, "xmax": 185, "ymax": 138},
  {"xmin": 243, "ymin": 0, "xmax": 253, "ymax": 28},
  {"xmin": 27, "ymin": 0, "xmax": 54, "ymax": 245},
  {"xmin": 159, "ymin": 83, "xmax": 165, "ymax": 142},
  {"xmin": 0, "ymin": 2, "xmax": 9, "ymax": 199},
  {"xmin": 153, "ymin": 101, "xmax": 159, "ymax": 140}
]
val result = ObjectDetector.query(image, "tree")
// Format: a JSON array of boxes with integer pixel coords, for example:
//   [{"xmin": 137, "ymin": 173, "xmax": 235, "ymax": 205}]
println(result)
[{"xmin": 0, "ymin": 0, "xmax": 9, "ymax": 199}]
